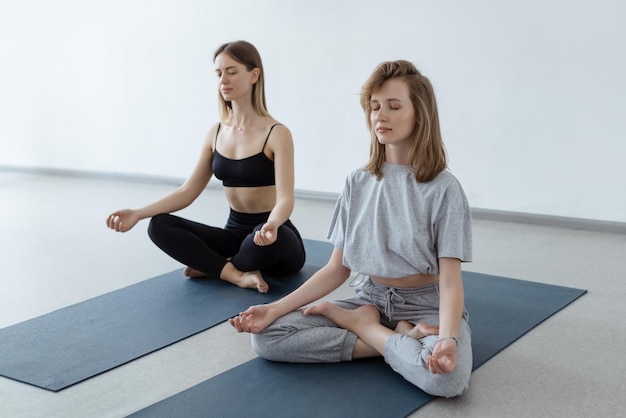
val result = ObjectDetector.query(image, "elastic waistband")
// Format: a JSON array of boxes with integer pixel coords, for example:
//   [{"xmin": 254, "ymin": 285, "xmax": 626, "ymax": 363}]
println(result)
[
  {"xmin": 367, "ymin": 277, "xmax": 439, "ymax": 296},
  {"xmin": 228, "ymin": 208, "xmax": 271, "ymax": 223},
  {"xmin": 227, "ymin": 208, "xmax": 298, "ymax": 235}
]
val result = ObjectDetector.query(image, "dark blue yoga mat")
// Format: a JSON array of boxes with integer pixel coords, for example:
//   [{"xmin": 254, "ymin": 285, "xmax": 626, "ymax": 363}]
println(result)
[
  {"xmin": 0, "ymin": 239, "xmax": 331, "ymax": 392},
  {"xmin": 128, "ymin": 271, "xmax": 587, "ymax": 418},
  {"xmin": 301, "ymin": 238, "xmax": 333, "ymax": 267}
]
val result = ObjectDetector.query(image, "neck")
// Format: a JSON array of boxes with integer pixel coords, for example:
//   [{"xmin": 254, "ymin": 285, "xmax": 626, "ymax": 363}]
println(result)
[
  {"xmin": 231, "ymin": 117, "xmax": 250, "ymax": 131},
  {"xmin": 384, "ymin": 144, "xmax": 410, "ymax": 165},
  {"xmin": 228, "ymin": 102, "xmax": 257, "ymax": 131}
]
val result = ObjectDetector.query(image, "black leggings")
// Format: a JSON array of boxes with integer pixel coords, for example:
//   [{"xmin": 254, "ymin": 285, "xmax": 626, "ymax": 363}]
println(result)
[{"xmin": 147, "ymin": 209, "xmax": 306, "ymax": 278}]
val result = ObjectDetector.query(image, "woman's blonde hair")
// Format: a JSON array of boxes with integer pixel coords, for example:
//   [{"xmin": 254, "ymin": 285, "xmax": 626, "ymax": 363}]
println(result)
[
  {"xmin": 213, "ymin": 40, "xmax": 271, "ymax": 121},
  {"xmin": 361, "ymin": 60, "xmax": 447, "ymax": 182}
]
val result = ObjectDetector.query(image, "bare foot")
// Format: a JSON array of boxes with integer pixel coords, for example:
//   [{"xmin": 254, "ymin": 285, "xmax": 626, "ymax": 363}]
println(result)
[
  {"xmin": 235, "ymin": 270, "xmax": 269, "ymax": 293},
  {"xmin": 184, "ymin": 267, "xmax": 209, "ymax": 278},
  {"xmin": 395, "ymin": 320, "xmax": 439, "ymax": 339},
  {"xmin": 304, "ymin": 303, "xmax": 380, "ymax": 332}
]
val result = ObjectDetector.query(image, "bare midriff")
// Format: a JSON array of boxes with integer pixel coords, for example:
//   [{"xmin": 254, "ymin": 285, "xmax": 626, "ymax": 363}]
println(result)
[
  {"xmin": 371, "ymin": 273, "xmax": 439, "ymax": 288},
  {"xmin": 224, "ymin": 185, "xmax": 276, "ymax": 214}
]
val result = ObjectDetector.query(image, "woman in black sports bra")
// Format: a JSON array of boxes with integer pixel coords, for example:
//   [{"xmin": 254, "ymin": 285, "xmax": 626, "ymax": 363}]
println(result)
[{"xmin": 105, "ymin": 40, "xmax": 305, "ymax": 293}]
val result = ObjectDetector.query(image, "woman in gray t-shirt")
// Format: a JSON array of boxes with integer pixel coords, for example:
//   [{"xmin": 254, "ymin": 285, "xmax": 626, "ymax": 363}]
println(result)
[{"xmin": 230, "ymin": 60, "xmax": 473, "ymax": 398}]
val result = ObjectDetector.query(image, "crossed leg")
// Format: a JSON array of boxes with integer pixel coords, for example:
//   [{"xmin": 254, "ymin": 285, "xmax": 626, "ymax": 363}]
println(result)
[
  {"xmin": 184, "ymin": 263, "xmax": 269, "ymax": 293},
  {"xmin": 303, "ymin": 302, "xmax": 438, "ymax": 358}
]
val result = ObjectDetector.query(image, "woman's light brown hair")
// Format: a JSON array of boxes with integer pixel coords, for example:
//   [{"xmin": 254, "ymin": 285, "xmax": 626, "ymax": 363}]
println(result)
[
  {"xmin": 213, "ymin": 40, "xmax": 271, "ymax": 121},
  {"xmin": 361, "ymin": 60, "xmax": 447, "ymax": 182}
]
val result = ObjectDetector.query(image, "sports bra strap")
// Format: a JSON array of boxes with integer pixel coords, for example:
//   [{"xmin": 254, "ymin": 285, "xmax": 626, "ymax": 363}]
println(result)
[
  {"xmin": 214, "ymin": 122, "xmax": 282, "ymax": 153},
  {"xmin": 214, "ymin": 122, "xmax": 222, "ymax": 148},
  {"xmin": 261, "ymin": 124, "xmax": 282, "ymax": 152}
]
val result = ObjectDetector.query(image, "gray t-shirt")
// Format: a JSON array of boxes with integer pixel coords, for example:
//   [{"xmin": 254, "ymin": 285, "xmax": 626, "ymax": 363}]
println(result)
[{"xmin": 327, "ymin": 163, "xmax": 472, "ymax": 278}]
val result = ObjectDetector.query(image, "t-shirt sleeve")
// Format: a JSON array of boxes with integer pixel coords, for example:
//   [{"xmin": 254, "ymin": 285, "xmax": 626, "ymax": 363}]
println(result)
[
  {"xmin": 326, "ymin": 176, "xmax": 351, "ymax": 249},
  {"xmin": 434, "ymin": 182, "xmax": 473, "ymax": 262}
]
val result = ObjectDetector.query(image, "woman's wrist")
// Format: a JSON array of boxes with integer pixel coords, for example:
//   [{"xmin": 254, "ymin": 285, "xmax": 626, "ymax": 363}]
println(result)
[{"xmin": 436, "ymin": 336, "xmax": 459, "ymax": 347}]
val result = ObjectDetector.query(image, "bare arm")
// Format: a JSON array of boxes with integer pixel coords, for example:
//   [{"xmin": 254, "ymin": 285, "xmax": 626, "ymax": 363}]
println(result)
[
  {"xmin": 428, "ymin": 257, "xmax": 464, "ymax": 374},
  {"xmin": 230, "ymin": 247, "xmax": 351, "ymax": 333},
  {"xmin": 272, "ymin": 247, "xmax": 349, "ymax": 313},
  {"xmin": 437, "ymin": 257, "xmax": 464, "ymax": 339},
  {"xmin": 106, "ymin": 124, "xmax": 218, "ymax": 232},
  {"xmin": 253, "ymin": 125, "xmax": 295, "ymax": 244}
]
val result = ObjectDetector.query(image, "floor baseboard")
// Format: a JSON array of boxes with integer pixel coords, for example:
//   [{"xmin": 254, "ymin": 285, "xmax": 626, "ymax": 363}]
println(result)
[{"xmin": 2, "ymin": 165, "xmax": 624, "ymax": 234}]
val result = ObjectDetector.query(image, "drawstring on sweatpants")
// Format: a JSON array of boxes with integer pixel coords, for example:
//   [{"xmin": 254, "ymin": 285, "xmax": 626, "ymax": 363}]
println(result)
[
  {"xmin": 370, "ymin": 285, "xmax": 407, "ymax": 319},
  {"xmin": 349, "ymin": 272, "xmax": 367, "ymax": 287}
]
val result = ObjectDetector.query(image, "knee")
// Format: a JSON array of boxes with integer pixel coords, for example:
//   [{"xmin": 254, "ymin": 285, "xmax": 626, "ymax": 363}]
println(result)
[
  {"xmin": 419, "ymin": 371, "xmax": 471, "ymax": 398},
  {"xmin": 414, "ymin": 367, "xmax": 471, "ymax": 398},
  {"xmin": 250, "ymin": 322, "xmax": 300, "ymax": 362},
  {"xmin": 147, "ymin": 214, "xmax": 170, "ymax": 242},
  {"xmin": 251, "ymin": 331, "xmax": 280, "ymax": 361}
]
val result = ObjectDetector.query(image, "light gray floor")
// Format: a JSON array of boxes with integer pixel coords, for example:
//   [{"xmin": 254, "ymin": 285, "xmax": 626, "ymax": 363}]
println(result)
[{"xmin": 1, "ymin": 171, "xmax": 625, "ymax": 417}]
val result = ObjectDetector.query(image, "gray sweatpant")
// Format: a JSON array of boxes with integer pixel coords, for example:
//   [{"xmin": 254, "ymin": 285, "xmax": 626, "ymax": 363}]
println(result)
[{"xmin": 252, "ymin": 278, "xmax": 472, "ymax": 398}]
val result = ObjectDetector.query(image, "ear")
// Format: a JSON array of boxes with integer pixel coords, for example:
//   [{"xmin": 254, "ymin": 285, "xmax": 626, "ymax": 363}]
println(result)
[{"xmin": 250, "ymin": 68, "xmax": 260, "ymax": 84}]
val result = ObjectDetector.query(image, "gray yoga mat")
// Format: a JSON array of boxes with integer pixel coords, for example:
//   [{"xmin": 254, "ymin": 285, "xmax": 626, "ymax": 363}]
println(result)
[
  {"xmin": 0, "ymin": 239, "xmax": 332, "ymax": 392},
  {"xmin": 129, "ymin": 271, "xmax": 586, "ymax": 418}
]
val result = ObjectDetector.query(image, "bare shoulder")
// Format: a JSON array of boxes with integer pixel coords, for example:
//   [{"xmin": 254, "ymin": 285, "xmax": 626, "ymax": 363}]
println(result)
[
  {"xmin": 202, "ymin": 122, "xmax": 222, "ymax": 150},
  {"xmin": 270, "ymin": 121, "xmax": 292, "ymax": 137},
  {"xmin": 267, "ymin": 121, "xmax": 293, "ymax": 148},
  {"xmin": 205, "ymin": 122, "xmax": 221, "ymax": 139}
]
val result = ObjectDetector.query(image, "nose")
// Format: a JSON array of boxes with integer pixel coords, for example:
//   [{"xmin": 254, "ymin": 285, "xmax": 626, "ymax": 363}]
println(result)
[
  {"xmin": 375, "ymin": 109, "xmax": 387, "ymax": 122},
  {"xmin": 220, "ymin": 73, "xmax": 229, "ymax": 84}
]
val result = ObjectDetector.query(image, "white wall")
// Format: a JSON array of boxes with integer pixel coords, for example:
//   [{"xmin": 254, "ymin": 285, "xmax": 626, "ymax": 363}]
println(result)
[{"xmin": 1, "ymin": 0, "xmax": 625, "ymax": 223}]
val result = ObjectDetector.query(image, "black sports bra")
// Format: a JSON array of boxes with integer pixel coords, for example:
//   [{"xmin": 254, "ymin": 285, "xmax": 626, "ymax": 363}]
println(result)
[{"xmin": 212, "ymin": 123, "xmax": 279, "ymax": 187}]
